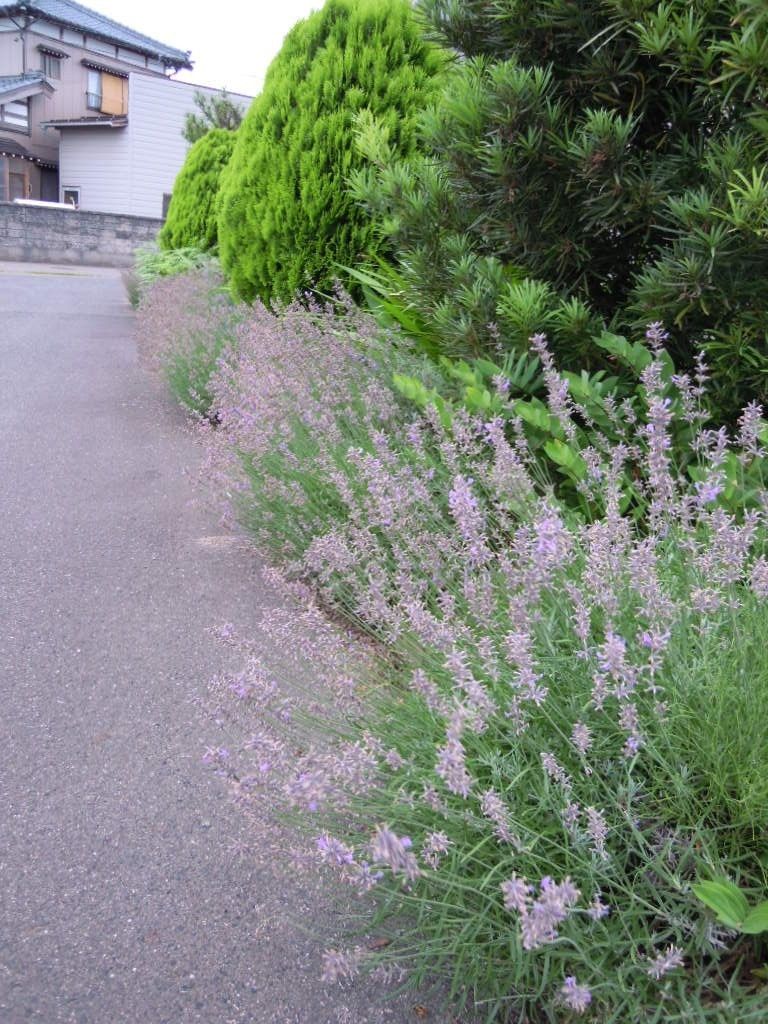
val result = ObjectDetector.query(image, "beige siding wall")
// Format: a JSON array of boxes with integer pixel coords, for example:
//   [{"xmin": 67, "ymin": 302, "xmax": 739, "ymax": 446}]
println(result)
[
  {"xmin": 0, "ymin": 16, "xmax": 169, "ymax": 126},
  {"xmin": 0, "ymin": 25, "xmax": 22, "ymax": 75}
]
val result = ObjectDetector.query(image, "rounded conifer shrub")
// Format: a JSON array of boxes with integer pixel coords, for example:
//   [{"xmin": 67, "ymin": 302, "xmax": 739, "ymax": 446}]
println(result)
[
  {"xmin": 217, "ymin": 0, "xmax": 443, "ymax": 305},
  {"xmin": 160, "ymin": 129, "xmax": 237, "ymax": 252}
]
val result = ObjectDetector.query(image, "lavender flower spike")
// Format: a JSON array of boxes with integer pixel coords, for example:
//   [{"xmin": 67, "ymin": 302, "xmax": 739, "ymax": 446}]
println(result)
[
  {"xmin": 560, "ymin": 976, "xmax": 593, "ymax": 1014},
  {"xmin": 647, "ymin": 944, "xmax": 685, "ymax": 980},
  {"xmin": 370, "ymin": 825, "xmax": 420, "ymax": 881}
]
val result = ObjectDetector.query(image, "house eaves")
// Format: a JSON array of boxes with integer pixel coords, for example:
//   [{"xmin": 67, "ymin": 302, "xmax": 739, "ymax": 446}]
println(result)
[
  {"xmin": 42, "ymin": 114, "xmax": 127, "ymax": 128},
  {"xmin": 0, "ymin": 135, "xmax": 57, "ymax": 167},
  {"xmin": 0, "ymin": 1, "xmax": 193, "ymax": 71},
  {"xmin": 0, "ymin": 71, "xmax": 55, "ymax": 102}
]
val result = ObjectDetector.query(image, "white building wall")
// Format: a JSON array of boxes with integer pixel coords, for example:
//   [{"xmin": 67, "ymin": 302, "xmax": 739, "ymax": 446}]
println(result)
[
  {"xmin": 56, "ymin": 76, "xmax": 250, "ymax": 217},
  {"xmin": 58, "ymin": 76, "xmax": 250, "ymax": 218},
  {"xmin": 125, "ymin": 75, "xmax": 250, "ymax": 219},
  {"xmin": 57, "ymin": 126, "xmax": 131, "ymax": 213}
]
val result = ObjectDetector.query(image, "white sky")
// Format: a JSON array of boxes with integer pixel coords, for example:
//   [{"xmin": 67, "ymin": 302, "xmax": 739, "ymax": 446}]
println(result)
[{"xmin": 91, "ymin": 0, "xmax": 322, "ymax": 98}]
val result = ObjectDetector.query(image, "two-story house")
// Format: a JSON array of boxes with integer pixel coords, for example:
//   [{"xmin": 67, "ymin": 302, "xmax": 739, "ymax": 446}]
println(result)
[{"xmin": 0, "ymin": 1, "xmax": 250, "ymax": 217}]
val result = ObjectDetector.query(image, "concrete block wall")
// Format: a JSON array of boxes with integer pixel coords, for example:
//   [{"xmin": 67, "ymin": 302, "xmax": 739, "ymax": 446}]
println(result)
[{"xmin": 0, "ymin": 203, "xmax": 162, "ymax": 267}]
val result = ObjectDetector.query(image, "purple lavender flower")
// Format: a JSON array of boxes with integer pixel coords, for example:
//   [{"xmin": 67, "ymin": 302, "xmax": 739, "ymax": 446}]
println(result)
[
  {"xmin": 347, "ymin": 860, "xmax": 383, "ymax": 892},
  {"xmin": 647, "ymin": 944, "xmax": 685, "ymax": 980},
  {"xmin": 529, "ymin": 333, "xmax": 577, "ymax": 442},
  {"xmin": 316, "ymin": 833, "xmax": 355, "ymax": 867},
  {"xmin": 586, "ymin": 807, "xmax": 609, "ymax": 858},
  {"xmin": 737, "ymin": 401, "xmax": 765, "ymax": 461},
  {"xmin": 519, "ymin": 876, "xmax": 581, "ymax": 950},
  {"xmin": 201, "ymin": 746, "xmax": 230, "ymax": 767},
  {"xmin": 480, "ymin": 789, "xmax": 519, "ymax": 846},
  {"xmin": 533, "ymin": 508, "xmax": 572, "ymax": 572},
  {"xmin": 749, "ymin": 557, "xmax": 768, "ymax": 598},
  {"xmin": 586, "ymin": 893, "xmax": 610, "ymax": 920},
  {"xmin": 541, "ymin": 752, "xmax": 572, "ymax": 789},
  {"xmin": 562, "ymin": 801, "xmax": 580, "ymax": 831},
  {"xmin": 645, "ymin": 321, "xmax": 670, "ymax": 351},
  {"xmin": 618, "ymin": 701, "xmax": 643, "ymax": 756},
  {"xmin": 448, "ymin": 474, "xmax": 491, "ymax": 567},
  {"xmin": 559, "ymin": 976, "xmax": 592, "ymax": 1014},
  {"xmin": 690, "ymin": 587, "xmax": 723, "ymax": 615},
  {"xmin": 597, "ymin": 632, "xmax": 631, "ymax": 684},
  {"xmin": 384, "ymin": 748, "xmax": 406, "ymax": 770},
  {"xmin": 370, "ymin": 825, "xmax": 420, "ymax": 881},
  {"xmin": 321, "ymin": 947, "xmax": 364, "ymax": 983},
  {"xmin": 695, "ymin": 478, "xmax": 724, "ymax": 506},
  {"xmin": 422, "ymin": 831, "xmax": 452, "ymax": 869},
  {"xmin": 436, "ymin": 735, "xmax": 474, "ymax": 797},
  {"xmin": 285, "ymin": 768, "xmax": 332, "ymax": 812},
  {"xmin": 571, "ymin": 721, "xmax": 592, "ymax": 756},
  {"xmin": 492, "ymin": 374, "xmax": 511, "ymax": 397},
  {"xmin": 500, "ymin": 874, "xmax": 532, "ymax": 914},
  {"xmin": 641, "ymin": 361, "xmax": 676, "ymax": 525}
]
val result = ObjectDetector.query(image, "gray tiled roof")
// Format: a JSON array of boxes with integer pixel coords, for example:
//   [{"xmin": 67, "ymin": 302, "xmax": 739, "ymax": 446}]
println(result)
[
  {"xmin": 0, "ymin": 136, "xmax": 31, "ymax": 157},
  {"xmin": 0, "ymin": 71, "xmax": 47, "ymax": 95},
  {"xmin": 0, "ymin": 1, "xmax": 193, "ymax": 68}
]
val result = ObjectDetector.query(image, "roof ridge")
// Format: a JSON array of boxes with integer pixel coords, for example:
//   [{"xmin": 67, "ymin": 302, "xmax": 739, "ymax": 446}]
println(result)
[
  {"xmin": 45, "ymin": 0, "xmax": 190, "ymax": 58},
  {"xmin": 2, "ymin": 1, "xmax": 193, "ymax": 67}
]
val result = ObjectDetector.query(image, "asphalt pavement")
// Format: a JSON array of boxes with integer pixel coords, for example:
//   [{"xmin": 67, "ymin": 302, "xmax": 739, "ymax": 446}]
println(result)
[{"xmin": 0, "ymin": 262, "xmax": 460, "ymax": 1024}]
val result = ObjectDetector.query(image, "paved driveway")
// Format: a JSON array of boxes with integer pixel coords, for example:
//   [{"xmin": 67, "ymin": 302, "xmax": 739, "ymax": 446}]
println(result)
[{"xmin": 0, "ymin": 263, "xmax": 454, "ymax": 1024}]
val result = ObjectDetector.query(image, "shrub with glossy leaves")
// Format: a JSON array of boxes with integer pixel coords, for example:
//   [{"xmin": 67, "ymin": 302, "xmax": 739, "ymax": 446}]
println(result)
[
  {"xmin": 217, "ymin": 0, "xmax": 444, "ymax": 305},
  {"xmin": 160, "ymin": 130, "xmax": 237, "ymax": 252}
]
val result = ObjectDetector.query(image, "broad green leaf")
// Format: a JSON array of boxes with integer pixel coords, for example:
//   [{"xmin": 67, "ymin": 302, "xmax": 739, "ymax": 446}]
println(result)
[
  {"xmin": 692, "ymin": 880, "xmax": 749, "ymax": 928},
  {"xmin": 515, "ymin": 399, "xmax": 564, "ymax": 438},
  {"xmin": 474, "ymin": 358, "xmax": 503, "ymax": 379},
  {"xmin": 464, "ymin": 385, "xmax": 492, "ymax": 412},
  {"xmin": 741, "ymin": 902, "xmax": 768, "ymax": 935},
  {"xmin": 392, "ymin": 373, "xmax": 427, "ymax": 404},
  {"xmin": 446, "ymin": 360, "xmax": 478, "ymax": 386},
  {"xmin": 544, "ymin": 439, "xmax": 588, "ymax": 480},
  {"xmin": 594, "ymin": 331, "xmax": 652, "ymax": 375},
  {"xmin": 432, "ymin": 394, "xmax": 453, "ymax": 431}
]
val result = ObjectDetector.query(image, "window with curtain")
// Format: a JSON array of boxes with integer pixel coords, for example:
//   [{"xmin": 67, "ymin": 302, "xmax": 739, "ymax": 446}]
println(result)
[{"xmin": 86, "ymin": 69, "xmax": 102, "ymax": 109}]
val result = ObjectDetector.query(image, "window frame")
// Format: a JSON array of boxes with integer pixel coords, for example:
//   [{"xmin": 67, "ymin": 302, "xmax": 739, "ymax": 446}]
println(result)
[
  {"xmin": 0, "ymin": 97, "xmax": 30, "ymax": 133},
  {"xmin": 41, "ymin": 53, "xmax": 62, "ymax": 79},
  {"xmin": 86, "ymin": 69, "xmax": 102, "ymax": 110}
]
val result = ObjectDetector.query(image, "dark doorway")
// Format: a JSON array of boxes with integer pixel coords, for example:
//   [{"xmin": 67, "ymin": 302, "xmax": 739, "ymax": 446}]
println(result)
[
  {"xmin": 9, "ymin": 171, "xmax": 26, "ymax": 201},
  {"xmin": 41, "ymin": 167, "xmax": 58, "ymax": 202}
]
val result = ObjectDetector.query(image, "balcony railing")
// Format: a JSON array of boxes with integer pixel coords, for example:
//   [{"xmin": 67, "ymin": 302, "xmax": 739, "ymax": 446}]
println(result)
[{"xmin": 85, "ymin": 91, "xmax": 102, "ymax": 110}]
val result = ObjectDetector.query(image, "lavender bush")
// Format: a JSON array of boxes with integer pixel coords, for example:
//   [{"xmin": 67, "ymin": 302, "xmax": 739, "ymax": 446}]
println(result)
[
  {"xmin": 135, "ymin": 266, "xmax": 243, "ymax": 418},
  {"xmin": 192, "ymin": 293, "xmax": 768, "ymax": 1021}
]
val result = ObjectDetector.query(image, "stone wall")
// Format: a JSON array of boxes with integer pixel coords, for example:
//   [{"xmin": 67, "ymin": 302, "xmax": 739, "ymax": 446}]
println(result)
[{"xmin": 0, "ymin": 203, "xmax": 162, "ymax": 267}]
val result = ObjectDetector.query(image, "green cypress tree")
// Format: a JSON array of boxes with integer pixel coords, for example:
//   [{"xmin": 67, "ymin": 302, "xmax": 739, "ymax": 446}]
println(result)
[
  {"xmin": 353, "ymin": 0, "xmax": 768, "ymax": 417},
  {"xmin": 217, "ymin": 0, "xmax": 444, "ymax": 305},
  {"xmin": 159, "ymin": 129, "xmax": 237, "ymax": 252}
]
